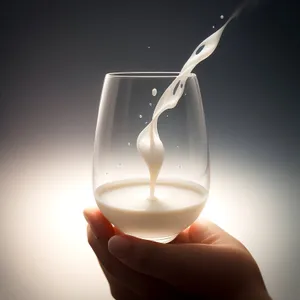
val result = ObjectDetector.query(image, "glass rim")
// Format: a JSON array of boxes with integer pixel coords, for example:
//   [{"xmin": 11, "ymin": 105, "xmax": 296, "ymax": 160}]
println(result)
[{"xmin": 106, "ymin": 72, "xmax": 197, "ymax": 78}]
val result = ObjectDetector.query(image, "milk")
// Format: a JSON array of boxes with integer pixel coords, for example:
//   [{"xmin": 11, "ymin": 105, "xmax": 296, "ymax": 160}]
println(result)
[
  {"xmin": 95, "ymin": 179, "xmax": 208, "ymax": 243},
  {"xmin": 137, "ymin": 7, "xmax": 243, "ymax": 200},
  {"xmin": 95, "ymin": 6, "xmax": 245, "ymax": 241}
]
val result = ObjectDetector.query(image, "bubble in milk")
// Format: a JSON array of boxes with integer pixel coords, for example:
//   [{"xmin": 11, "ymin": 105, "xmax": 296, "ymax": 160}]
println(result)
[
  {"xmin": 105, "ymin": 172, "xmax": 108, "ymax": 175},
  {"xmin": 152, "ymin": 88, "xmax": 157, "ymax": 96},
  {"xmin": 139, "ymin": 114, "xmax": 143, "ymax": 119},
  {"xmin": 177, "ymin": 165, "xmax": 182, "ymax": 169},
  {"xmin": 117, "ymin": 163, "xmax": 122, "ymax": 168},
  {"xmin": 220, "ymin": 15, "xmax": 224, "ymax": 19}
]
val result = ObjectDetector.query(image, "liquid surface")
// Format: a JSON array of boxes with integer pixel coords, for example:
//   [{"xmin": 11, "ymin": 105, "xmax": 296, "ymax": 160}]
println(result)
[
  {"xmin": 95, "ymin": 179, "xmax": 208, "ymax": 242},
  {"xmin": 136, "ymin": 5, "xmax": 246, "ymax": 199}
]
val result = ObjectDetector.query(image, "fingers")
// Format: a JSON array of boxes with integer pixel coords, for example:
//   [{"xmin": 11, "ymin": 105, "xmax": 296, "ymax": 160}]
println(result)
[
  {"xmin": 170, "ymin": 226, "xmax": 190, "ymax": 244},
  {"xmin": 189, "ymin": 219, "xmax": 247, "ymax": 250},
  {"xmin": 107, "ymin": 234, "xmax": 233, "ymax": 294},
  {"xmin": 84, "ymin": 208, "xmax": 179, "ymax": 298},
  {"xmin": 84, "ymin": 208, "xmax": 115, "ymax": 240},
  {"xmin": 171, "ymin": 219, "xmax": 216, "ymax": 245},
  {"xmin": 188, "ymin": 219, "xmax": 223, "ymax": 244},
  {"xmin": 85, "ymin": 209, "xmax": 255, "ymax": 298},
  {"xmin": 172, "ymin": 219, "xmax": 225, "ymax": 245},
  {"xmin": 87, "ymin": 223, "xmax": 149, "ymax": 296}
]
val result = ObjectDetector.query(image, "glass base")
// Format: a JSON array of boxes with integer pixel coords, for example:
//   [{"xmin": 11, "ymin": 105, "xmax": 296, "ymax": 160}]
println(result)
[{"xmin": 138, "ymin": 234, "xmax": 177, "ymax": 244}]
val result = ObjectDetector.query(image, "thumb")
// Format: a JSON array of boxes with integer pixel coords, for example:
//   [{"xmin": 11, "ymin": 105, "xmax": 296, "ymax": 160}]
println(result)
[{"xmin": 108, "ymin": 235, "xmax": 224, "ymax": 292}]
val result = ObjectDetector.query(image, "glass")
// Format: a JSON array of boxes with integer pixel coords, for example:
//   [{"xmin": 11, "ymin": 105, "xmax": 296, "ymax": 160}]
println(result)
[{"xmin": 93, "ymin": 72, "xmax": 210, "ymax": 243}]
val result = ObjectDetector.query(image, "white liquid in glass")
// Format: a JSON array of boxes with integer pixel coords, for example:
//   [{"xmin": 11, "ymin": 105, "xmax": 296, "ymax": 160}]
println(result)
[{"xmin": 95, "ymin": 179, "xmax": 208, "ymax": 243}]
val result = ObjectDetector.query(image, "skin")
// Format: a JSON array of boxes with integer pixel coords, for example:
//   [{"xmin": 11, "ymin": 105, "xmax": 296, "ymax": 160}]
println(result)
[{"xmin": 84, "ymin": 208, "xmax": 272, "ymax": 300}]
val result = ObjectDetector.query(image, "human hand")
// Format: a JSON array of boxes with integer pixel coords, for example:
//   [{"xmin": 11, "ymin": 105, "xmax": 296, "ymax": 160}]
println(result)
[{"xmin": 84, "ymin": 208, "xmax": 271, "ymax": 300}]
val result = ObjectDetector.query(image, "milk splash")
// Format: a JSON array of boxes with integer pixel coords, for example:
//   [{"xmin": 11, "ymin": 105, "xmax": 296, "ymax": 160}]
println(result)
[{"xmin": 137, "ymin": 5, "xmax": 247, "ymax": 200}]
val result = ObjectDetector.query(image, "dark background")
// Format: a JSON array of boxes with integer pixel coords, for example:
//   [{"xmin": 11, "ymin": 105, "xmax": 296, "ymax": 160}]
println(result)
[{"xmin": 0, "ymin": 1, "xmax": 299, "ymax": 299}]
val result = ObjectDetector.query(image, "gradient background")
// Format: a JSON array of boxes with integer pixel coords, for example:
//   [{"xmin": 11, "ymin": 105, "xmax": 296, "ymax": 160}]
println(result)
[{"xmin": 0, "ymin": 0, "xmax": 299, "ymax": 299}]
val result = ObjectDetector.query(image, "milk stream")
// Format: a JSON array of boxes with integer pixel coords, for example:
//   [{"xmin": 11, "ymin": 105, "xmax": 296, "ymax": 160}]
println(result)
[{"xmin": 137, "ymin": 7, "xmax": 245, "ymax": 200}]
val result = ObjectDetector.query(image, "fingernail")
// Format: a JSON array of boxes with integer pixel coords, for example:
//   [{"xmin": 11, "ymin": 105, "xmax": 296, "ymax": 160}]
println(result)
[
  {"xmin": 83, "ymin": 211, "xmax": 99, "ymax": 239},
  {"xmin": 108, "ymin": 236, "xmax": 131, "ymax": 259},
  {"xmin": 87, "ymin": 224, "xmax": 99, "ymax": 240},
  {"xmin": 83, "ymin": 210, "xmax": 90, "ymax": 223}
]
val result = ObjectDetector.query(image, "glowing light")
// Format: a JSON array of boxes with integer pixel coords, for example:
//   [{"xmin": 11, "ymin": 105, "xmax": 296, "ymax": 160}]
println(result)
[{"xmin": 0, "ymin": 142, "xmax": 291, "ymax": 299}]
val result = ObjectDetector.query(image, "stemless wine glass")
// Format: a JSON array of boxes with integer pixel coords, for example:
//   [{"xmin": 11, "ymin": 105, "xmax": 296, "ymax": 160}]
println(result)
[{"xmin": 93, "ymin": 72, "xmax": 210, "ymax": 243}]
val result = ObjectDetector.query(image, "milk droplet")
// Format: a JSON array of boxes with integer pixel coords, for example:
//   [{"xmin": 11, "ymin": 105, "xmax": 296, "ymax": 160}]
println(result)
[
  {"xmin": 220, "ymin": 15, "xmax": 224, "ymax": 19},
  {"xmin": 212, "ymin": 25, "xmax": 215, "ymax": 29},
  {"xmin": 147, "ymin": 46, "xmax": 151, "ymax": 49},
  {"xmin": 176, "ymin": 145, "xmax": 180, "ymax": 149},
  {"xmin": 149, "ymin": 102, "xmax": 153, "ymax": 107},
  {"xmin": 152, "ymin": 88, "xmax": 157, "ymax": 96},
  {"xmin": 139, "ymin": 114, "xmax": 143, "ymax": 119},
  {"xmin": 145, "ymin": 121, "xmax": 148, "ymax": 125},
  {"xmin": 166, "ymin": 115, "xmax": 169, "ymax": 118},
  {"xmin": 128, "ymin": 142, "xmax": 131, "ymax": 146}
]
